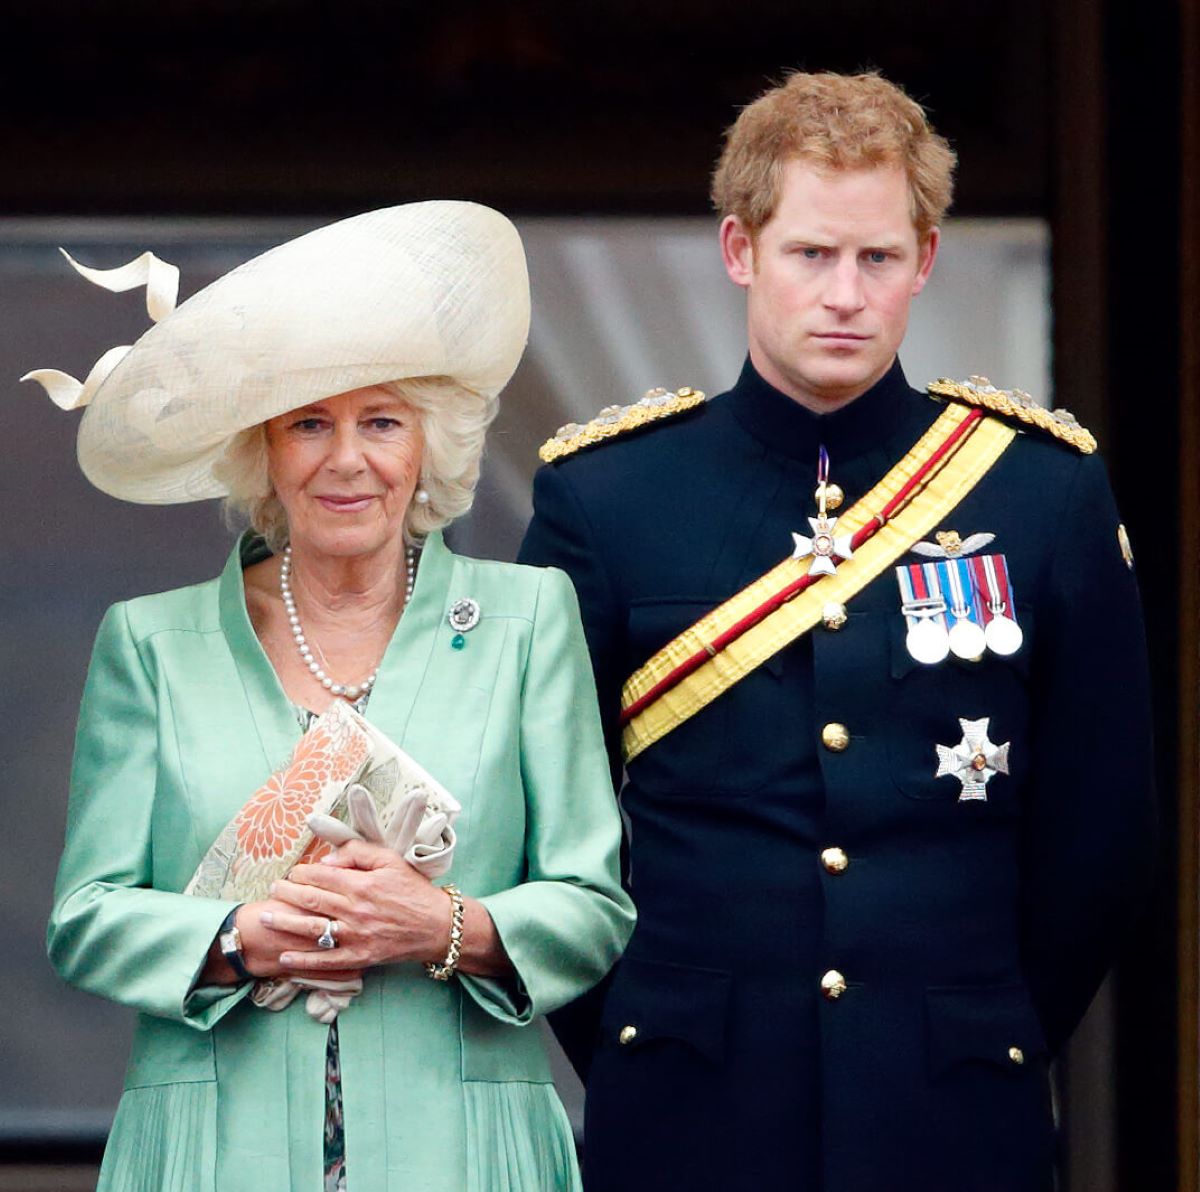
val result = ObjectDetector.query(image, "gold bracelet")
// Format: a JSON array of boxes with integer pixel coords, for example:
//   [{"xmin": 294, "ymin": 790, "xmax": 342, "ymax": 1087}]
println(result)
[{"xmin": 424, "ymin": 884, "xmax": 465, "ymax": 981}]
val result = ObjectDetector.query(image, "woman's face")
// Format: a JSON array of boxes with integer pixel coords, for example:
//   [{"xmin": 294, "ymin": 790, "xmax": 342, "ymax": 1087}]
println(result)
[{"xmin": 265, "ymin": 385, "xmax": 424, "ymax": 560}]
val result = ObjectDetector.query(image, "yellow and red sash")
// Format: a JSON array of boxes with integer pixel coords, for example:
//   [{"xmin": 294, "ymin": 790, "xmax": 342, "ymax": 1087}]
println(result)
[{"xmin": 619, "ymin": 404, "xmax": 1016, "ymax": 762}]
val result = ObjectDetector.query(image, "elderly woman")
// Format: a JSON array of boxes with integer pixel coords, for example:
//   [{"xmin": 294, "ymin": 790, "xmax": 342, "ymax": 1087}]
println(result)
[{"xmin": 34, "ymin": 203, "xmax": 633, "ymax": 1192}]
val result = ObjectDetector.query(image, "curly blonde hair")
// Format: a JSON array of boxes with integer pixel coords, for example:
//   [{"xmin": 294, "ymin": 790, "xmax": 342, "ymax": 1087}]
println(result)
[
  {"xmin": 213, "ymin": 376, "xmax": 498, "ymax": 552},
  {"xmin": 711, "ymin": 71, "xmax": 956, "ymax": 243}
]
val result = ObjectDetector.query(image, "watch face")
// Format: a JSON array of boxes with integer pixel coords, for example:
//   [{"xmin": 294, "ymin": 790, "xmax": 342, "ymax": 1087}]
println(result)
[{"xmin": 220, "ymin": 926, "xmax": 241, "ymax": 954}]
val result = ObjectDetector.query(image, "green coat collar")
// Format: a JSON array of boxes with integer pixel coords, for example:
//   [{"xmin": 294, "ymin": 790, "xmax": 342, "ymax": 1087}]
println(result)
[{"xmin": 216, "ymin": 530, "xmax": 455, "ymax": 771}]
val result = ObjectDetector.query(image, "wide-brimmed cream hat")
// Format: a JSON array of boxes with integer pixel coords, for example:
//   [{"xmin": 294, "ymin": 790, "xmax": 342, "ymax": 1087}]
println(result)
[{"xmin": 22, "ymin": 201, "xmax": 530, "ymax": 503}]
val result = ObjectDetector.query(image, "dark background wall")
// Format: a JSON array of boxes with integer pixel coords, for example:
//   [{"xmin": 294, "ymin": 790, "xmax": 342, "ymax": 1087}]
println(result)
[{"xmin": 0, "ymin": 1, "xmax": 1048, "ymax": 218}]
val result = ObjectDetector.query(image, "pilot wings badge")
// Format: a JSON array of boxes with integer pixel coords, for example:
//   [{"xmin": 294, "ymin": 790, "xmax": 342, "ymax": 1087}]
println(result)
[{"xmin": 911, "ymin": 530, "xmax": 996, "ymax": 559}]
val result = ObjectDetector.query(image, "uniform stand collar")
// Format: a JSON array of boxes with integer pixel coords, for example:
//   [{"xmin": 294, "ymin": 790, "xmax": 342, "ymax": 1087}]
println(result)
[{"xmin": 727, "ymin": 356, "xmax": 915, "ymax": 463}]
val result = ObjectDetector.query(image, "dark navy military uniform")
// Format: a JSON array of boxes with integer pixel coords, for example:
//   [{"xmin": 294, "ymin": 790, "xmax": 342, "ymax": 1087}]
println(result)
[{"xmin": 518, "ymin": 358, "xmax": 1156, "ymax": 1192}]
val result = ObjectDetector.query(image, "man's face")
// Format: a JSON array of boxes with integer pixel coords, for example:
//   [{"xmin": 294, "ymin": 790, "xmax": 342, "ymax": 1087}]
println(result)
[{"xmin": 720, "ymin": 159, "xmax": 938, "ymax": 412}]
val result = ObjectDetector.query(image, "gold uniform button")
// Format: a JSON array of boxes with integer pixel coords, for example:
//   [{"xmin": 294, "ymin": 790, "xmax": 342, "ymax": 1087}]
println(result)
[
  {"xmin": 820, "ymin": 970, "xmax": 847, "ymax": 1000},
  {"xmin": 815, "ymin": 482, "xmax": 845, "ymax": 511},
  {"xmin": 1008, "ymin": 1046, "xmax": 1025, "ymax": 1065},
  {"xmin": 821, "ymin": 847, "xmax": 849, "ymax": 874},
  {"xmin": 822, "ymin": 602, "xmax": 848, "ymax": 631},
  {"xmin": 619, "ymin": 1025, "xmax": 638, "ymax": 1045},
  {"xmin": 821, "ymin": 722, "xmax": 850, "ymax": 752}
]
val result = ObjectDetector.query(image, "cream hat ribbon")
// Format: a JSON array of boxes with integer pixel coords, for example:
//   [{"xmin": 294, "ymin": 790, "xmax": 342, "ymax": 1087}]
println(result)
[
  {"xmin": 20, "ymin": 249, "xmax": 180, "ymax": 410},
  {"xmin": 19, "ymin": 203, "xmax": 530, "ymax": 503}
]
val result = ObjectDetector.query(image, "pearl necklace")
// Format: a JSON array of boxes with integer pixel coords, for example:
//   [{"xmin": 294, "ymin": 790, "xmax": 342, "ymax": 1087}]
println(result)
[{"xmin": 280, "ymin": 544, "xmax": 415, "ymax": 700}]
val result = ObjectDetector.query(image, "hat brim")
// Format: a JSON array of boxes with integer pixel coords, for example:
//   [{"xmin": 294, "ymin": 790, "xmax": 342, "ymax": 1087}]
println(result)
[{"xmin": 74, "ymin": 201, "xmax": 530, "ymax": 503}]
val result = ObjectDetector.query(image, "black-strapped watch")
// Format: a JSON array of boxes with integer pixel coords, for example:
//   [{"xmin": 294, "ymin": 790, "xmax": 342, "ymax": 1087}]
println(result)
[{"xmin": 217, "ymin": 907, "xmax": 252, "ymax": 982}]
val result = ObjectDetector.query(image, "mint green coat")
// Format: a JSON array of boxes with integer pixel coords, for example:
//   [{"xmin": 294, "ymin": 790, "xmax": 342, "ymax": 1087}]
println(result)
[{"xmin": 48, "ymin": 532, "xmax": 635, "ymax": 1192}]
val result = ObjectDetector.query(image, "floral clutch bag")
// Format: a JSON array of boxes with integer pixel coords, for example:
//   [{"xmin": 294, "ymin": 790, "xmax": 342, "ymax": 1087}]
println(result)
[
  {"xmin": 185, "ymin": 698, "xmax": 460, "ymax": 902},
  {"xmin": 184, "ymin": 699, "xmax": 460, "ymax": 1020}
]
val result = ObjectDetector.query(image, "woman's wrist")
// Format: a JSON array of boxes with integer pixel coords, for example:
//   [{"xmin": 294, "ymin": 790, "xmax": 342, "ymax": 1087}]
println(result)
[
  {"xmin": 200, "ymin": 905, "xmax": 251, "ymax": 986},
  {"xmin": 424, "ymin": 885, "xmax": 465, "ymax": 981},
  {"xmin": 452, "ymin": 896, "xmax": 513, "ymax": 980},
  {"xmin": 218, "ymin": 906, "xmax": 253, "ymax": 981},
  {"xmin": 201, "ymin": 937, "xmax": 240, "ymax": 986}
]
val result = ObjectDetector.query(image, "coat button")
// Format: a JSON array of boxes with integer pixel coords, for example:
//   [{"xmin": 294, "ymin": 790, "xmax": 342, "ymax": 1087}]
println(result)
[
  {"xmin": 822, "ymin": 602, "xmax": 848, "ymax": 630},
  {"xmin": 820, "ymin": 970, "xmax": 847, "ymax": 1000},
  {"xmin": 821, "ymin": 722, "xmax": 850, "ymax": 751},
  {"xmin": 619, "ymin": 1025, "xmax": 638, "ymax": 1045},
  {"xmin": 1008, "ymin": 1046, "xmax": 1025, "ymax": 1065},
  {"xmin": 821, "ymin": 847, "xmax": 849, "ymax": 874},
  {"xmin": 815, "ymin": 482, "xmax": 845, "ymax": 511}
]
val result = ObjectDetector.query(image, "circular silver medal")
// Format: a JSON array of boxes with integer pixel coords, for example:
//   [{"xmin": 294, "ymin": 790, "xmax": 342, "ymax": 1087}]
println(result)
[
  {"xmin": 906, "ymin": 617, "xmax": 950, "ymax": 665},
  {"xmin": 985, "ymin": 614, "xmax": 1024, "ymax": 656},
  {"xmin": 948, "ymin": 616, "xmax": 987, "ymax": 662}
]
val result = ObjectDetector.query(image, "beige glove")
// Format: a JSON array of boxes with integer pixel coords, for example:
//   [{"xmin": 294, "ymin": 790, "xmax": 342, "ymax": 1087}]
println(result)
[
  {"xmin": 261, "ymin": 784, "xmax": 457, "ymax": 1022},
  {"xmin": 309, "ymin": 781, "xmax": 458, "ymax": 878},
  {"xmin": 251, "ymin": 973, "xmax": 364, "ymax": 1023}
]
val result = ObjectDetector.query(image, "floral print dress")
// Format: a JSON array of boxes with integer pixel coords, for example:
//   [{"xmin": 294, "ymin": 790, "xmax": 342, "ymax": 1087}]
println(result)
[
  {"xmin": 294, "ymin": 703, "xmax": 357, "ymax": 1192},
  {"xmin": 324, "ymin": 1022, "xmax": 347, "ymax": 1191}
]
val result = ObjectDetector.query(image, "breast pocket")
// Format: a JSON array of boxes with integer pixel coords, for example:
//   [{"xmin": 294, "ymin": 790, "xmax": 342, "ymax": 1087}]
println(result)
[
  {"xmin": 885, "ymin": 605, "xmax": 1034, "ymax": 813},
  {"xmin": 626, "ymin": 597, "xmax": 786, "ymax": 797}
]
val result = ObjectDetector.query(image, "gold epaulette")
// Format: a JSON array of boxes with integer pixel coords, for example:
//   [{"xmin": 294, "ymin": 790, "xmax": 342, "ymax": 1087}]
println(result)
[
  {"xmin": 538, "ymin": 386, "xmax": 705, "ymax": 463},
  {"xmin": 927, "ymin": 376, "xmax": 1097, "ymax": 454}
]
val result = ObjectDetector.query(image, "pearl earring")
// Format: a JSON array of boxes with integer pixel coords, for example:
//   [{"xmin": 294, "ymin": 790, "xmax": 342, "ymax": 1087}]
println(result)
[{"xmin": 415, "ymin": 488, "xmax": 430, "ymax": 505}]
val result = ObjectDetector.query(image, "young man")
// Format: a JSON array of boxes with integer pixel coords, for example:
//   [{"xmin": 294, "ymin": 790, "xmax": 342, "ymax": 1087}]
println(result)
[{"xmin": 519, "ymin": 72, "xmax": 1155, "ymax": 1192}]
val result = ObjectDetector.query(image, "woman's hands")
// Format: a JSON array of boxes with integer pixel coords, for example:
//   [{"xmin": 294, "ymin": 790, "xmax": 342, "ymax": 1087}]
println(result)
[
  {"xmin": 270, "ymin": 839, "xmax": 514, "ymax": 980},
  {"xmin": 268, "ymin": 840, "xmax": 451, "ymax": 972},
  {"xmin": 202, "ymin": 839, "xmax": 514, "ymax": 985},
  {"xmin": 242, "ymin": 900, "xmax": 369, "ymax": 980},
  {"xmin": 199, "ymin": 898, "xmax": 364, "ymax": 986}
]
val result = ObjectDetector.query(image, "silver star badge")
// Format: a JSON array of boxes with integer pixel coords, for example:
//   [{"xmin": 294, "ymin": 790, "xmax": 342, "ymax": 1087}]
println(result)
[
  {"xmin": 935, "ymin": 717, "xmax": 1011, "ymax": 802},
  {"xmin": 792, "ymin": 515, "xmax": 854, "ymax": 577}
]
